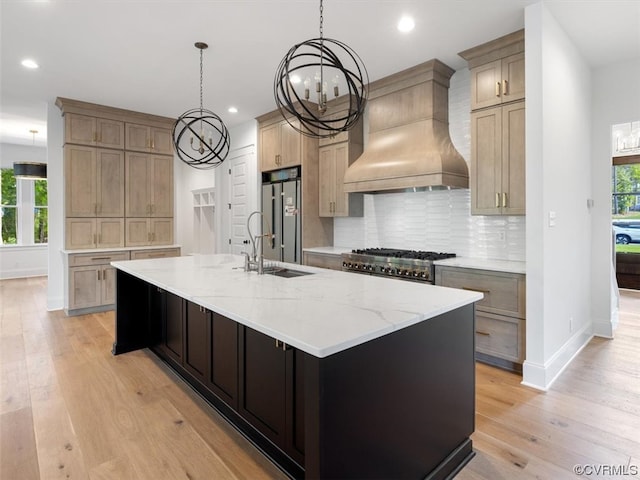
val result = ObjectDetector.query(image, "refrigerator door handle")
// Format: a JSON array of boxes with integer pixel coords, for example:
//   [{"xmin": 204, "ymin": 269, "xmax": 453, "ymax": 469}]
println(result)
[{"xmin": 270, "ymin": 193, "xmax": 276, "ymax": 249}]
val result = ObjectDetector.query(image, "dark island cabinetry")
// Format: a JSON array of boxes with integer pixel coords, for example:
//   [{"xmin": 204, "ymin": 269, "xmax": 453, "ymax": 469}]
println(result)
[{"xmin": 113, "ymin": 268, "xmax": 476, "ymax": 480}]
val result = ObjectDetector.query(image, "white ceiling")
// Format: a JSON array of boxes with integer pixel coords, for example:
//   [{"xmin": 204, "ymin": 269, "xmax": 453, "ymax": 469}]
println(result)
[{"xmin": 1, "ymin": 0, "xmax": 639, "ymax": 148}]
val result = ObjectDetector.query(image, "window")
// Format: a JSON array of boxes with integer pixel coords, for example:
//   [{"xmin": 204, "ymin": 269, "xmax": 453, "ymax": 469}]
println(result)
[
  {"xmin": 0, "ymin": 168, "xmax": 48, "ymax": 246},
  {"xmin": 1, "ymin": 168, "xmax": 17, "ymax": 244},
  {"xmin": 34, "ymin": 179, "xmax": 48, "ymax": 243}
]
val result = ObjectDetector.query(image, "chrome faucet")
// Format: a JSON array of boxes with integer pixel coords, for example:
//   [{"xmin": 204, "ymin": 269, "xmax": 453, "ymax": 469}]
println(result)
[{"xmin": 244, "ymin": 210, "xmax": 273, "ymax": 274}]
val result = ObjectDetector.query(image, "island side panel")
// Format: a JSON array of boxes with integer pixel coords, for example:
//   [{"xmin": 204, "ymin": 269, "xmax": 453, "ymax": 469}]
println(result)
[
  {"xmin": 112, "ymin": 269, "xmax": 154, "ymax": 355},
  {"xmin": 304, "ymin": 304, "xmax": 476, "ymax": 480}
]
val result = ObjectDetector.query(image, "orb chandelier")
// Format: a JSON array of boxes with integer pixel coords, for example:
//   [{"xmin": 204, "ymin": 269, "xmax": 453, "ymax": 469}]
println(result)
[
  {"xmin": 274, "ymin": 0, "xmax": 368, "ymax": 139},
  {"xmin": 172, "ymin": 42, "xmax": 230, "ymax": 169}
]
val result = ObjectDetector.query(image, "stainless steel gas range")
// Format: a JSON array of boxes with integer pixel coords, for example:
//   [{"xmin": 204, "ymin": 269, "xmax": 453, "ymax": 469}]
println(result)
[{"xmin": 341, "ymin": 248, "xmax": 456, "ymax": 284}]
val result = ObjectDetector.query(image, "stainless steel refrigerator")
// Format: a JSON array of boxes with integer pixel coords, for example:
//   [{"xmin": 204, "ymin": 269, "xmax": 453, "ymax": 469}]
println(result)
[{"xmin": 261, "ymin": 167, "xmax": 302, "ymax": 263}]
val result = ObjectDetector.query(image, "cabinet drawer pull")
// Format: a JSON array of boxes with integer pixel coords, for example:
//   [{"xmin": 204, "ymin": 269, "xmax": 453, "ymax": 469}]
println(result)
[
  {"xmin": 503, "ymin": 79, "xmax": 509, "ymax": 96},
  {"xmin": 91, "ymin": 257, "xmax": 111, "ymax": 261},
  {"xmin": 97, "ymin": 270, "xmax": 101, "ymax": 280},
  {"xmin": 462, "ymin": 287, "xmax": 490, "ymax": 294},
  {"xmin": 495, "ymin": 81, "xmax": 501, "ymax": 97},
  {"xmin": 502, "ymin": 192, "xmax": 508, "ymax": 208},
  {"xmin": 476, "ymin": 330, "xmax": 491, "ymax": 336},
  {"xmin": 495, "ymin": 193, "xmax": 500, "ymax": 208}
]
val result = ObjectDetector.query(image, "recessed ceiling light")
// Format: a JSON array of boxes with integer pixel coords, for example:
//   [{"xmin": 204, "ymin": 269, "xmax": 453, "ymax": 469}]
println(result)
[
  {"xmin": 21, "ymin": 59, "xmax": 39, "ymax": 69},
  {"xmin": 397, "ymin": 16, "xmax": 415, "ymax": 33},
  {"xmin": 228, "ymin": 106, "xmax": 238, "ymax": 113}
]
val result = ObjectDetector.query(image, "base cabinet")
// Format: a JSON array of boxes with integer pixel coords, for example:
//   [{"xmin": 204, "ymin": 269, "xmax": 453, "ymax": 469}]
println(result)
[
  {"xmin": 67, "ymin": 251, "xmax": 129, "ymax": 313},
  {"xmin": 435, "ymin": 265, "xmax": 526, "ymax": 372}
]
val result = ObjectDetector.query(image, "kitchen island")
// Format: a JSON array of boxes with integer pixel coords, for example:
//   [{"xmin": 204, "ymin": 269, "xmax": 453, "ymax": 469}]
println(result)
[{"xmin": 112, "ymin": 254, "xmax": 482, "ymax": 479}]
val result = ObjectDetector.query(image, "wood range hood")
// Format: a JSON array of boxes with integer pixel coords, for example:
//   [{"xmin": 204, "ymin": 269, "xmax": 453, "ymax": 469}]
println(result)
[{"xmin": 343, "ymin": 59, "xmax": 469, "ymax": 193}]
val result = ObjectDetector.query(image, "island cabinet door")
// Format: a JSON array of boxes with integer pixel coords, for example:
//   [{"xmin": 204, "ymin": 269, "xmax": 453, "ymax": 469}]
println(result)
[
  {"xmin": 238, "ymin": 326, "xmax": 305, "ymax": 466},
  {"xmin": 207, "ymin": 313, "xmax": 239, "ymax": 409},
  {"xmin": 184, "ymin": 301, "xmax": 210, "ymax": 384},
  {"xmin": 163, "ymin": 292, "xmax": 184, "ymax": 363}
]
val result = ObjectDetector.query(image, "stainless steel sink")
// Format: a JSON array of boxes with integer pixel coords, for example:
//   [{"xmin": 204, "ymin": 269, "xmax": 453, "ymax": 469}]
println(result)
[{"xmin": 264, "ymin": 267, "xmax": 314, "ymax": 278}]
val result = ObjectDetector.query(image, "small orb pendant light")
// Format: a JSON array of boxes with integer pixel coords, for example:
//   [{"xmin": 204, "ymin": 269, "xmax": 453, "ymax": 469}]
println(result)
[
  {"xmin": 274, "ymin": 0, "xmax": 369, "ymax": 138},
  {"xmin": 173, "ymin": 42, "xmax": 231, "ymax": 169}
]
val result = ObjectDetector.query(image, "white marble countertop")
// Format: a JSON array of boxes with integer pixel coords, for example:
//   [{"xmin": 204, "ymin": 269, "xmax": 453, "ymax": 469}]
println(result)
[
  {"xmin": 112, "ymin": 254, "xmax": 482, "ymax": 358},
  {"xmin": 433, "ymin": 257, "xmax": 526, "ymax": 274},
  {"xmin": 302, "ymin": 246, "xmax": 356, "ymax": 255}
]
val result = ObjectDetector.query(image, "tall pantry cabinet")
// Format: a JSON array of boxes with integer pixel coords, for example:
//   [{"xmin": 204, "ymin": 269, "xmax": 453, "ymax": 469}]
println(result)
[
  {"xmin": 57, "ymin": 98, "xmax": 179, "ymax": 316},
  {"xmin": 459, "ymin": 30, "xmax": 526, "ymax": 216}
]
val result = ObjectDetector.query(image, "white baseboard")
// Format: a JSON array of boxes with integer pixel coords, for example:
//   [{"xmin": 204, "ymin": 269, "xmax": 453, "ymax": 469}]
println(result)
[
  {"xmin": 522, "ymin": 323, "xmax": 593, "ymax": 391},
  {"xmin": 0, "ymin": 267, "xmax": 48, "ymax": 280}
]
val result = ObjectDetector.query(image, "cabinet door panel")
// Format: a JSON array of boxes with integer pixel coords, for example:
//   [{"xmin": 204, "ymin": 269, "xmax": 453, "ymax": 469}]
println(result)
[
  {"xmin": 502, "ymin": 53, "xmax": 525, "ymax": 103},
  {"xmin": 125, "ymin": 153, "xmax": 151, "ymax": 217},
  {"xmin": 209, "ymin": 313, "xmax": 238, "ymax": 407},
  {"xmin": 150, "ymin": 128, "xmax": 173, "ymax": 155},
  {"xmin": 502, "ymin": 102, "xmax": 526, "ymax": 215},
  {"xmin": 240, "ymin": 327, "xmax": 286, "ymax": 447},
  {"xmin": 96, "ymin": 118, "xmax": 125, "ymax": 148},
  {"xmin": 97, "ymin": 149, "xmax": 125, "ymax": 217},
  {"xmin": 65, "ymin": 145, "xmax": 97, "ymax": 217},
  {"xmin": 65, "ymin": 218, "xmax": 96, "ymax": 249},
  {"xmin": 101, "ymin": 266, "xmax": 117, "ymax": 305},
  {"xmin": 150, "ymin": 155, "xmax": 173, "ymax": 217},
  {"xmin": 97, "ymin": 218, "xmax": 124, "ymax": 248},
  {"xmin": 318, "ymin": 146, "xmax": 335, "ymax": 217},
  {"xmin": 260, "ymin": 123, "xmax": 280, "ymax": 171},
  {"xmin": 165, "ymin": 292, "xmax": 183, "ymax": 361},
  {"xmin": 471, "ymin": 60, "xmax": 501, "ymax": 110},
  {"xmin": 280, "ymin": 120, "xmax": 301, "ymax": 167},
  {"xmin": 470, "ymin": 107, "xmax": 502, "ymax": 215},
  {"xmin": 185, "ymin": 302, "xmax": 209, "ymax": 381},
  {"xmin": 150, "ymin": 218, "xmax": 173, "ymax": 245},
  {"xmin": 69, "ymin": 266, "xmax": 101, "ymax": 309},
  {"xmin": 126, "ymin": 123, "xmax": 151, "ymax": 152},
  {"xmin": 333, "ymin": 143, "xmax": 349, "ymax": 216},
  {"xmin": 125, "ymin": 218, "xmax": 150, "ymax": 246},
  {"xmin": 65, "ymin": 114, "xmax": 96, "ymax": 145}
]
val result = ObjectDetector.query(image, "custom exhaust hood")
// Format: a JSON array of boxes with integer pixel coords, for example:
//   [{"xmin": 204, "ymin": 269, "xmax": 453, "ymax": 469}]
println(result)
[{"xmin": 343, "ymin": 59, "xmax": 468, "ymax": 193}]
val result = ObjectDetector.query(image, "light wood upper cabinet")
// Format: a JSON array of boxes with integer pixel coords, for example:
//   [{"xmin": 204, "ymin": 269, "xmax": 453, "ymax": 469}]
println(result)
[
  {"xmin": 65, "ymin": 218, "xmax": 125, "ymax": 249},
  {"xmin": 125, "ymin": 153, "xmax": 174, "ymax": 218},
  {"xmin": 317, "ymin": 99, "xmax": 364, "ymax": 218},
  {"xmin": 259, "ymin": 119, "xmax": 301, "ymax": 171},
  {"xmin": 470, "ymin": 101, "xmax": 525, "ymax": 215},
  {"xmin": 459, "ymin": 29, "xmax": 525, "ymax": 217},
  {"xmin": 125, "ymin": 218, "xmax": 174, "ymax": 246},
  {"xmin": 126, "ymin": 123, "xmax": 173, "ymax": 155},
  {"xmin": 469, "ymin": 53, "xmax": 524, "ymax": 110},
  {"xmin": 319, "ymin": 142, "xmax": 362, "ymax": 217},
  {"xmin": 65, "ymin": 146, "xmax": 124, "ymax": 218},
  {"xmin": 65, "ymin": 113, "xmax": 124, "ymax": 148}
]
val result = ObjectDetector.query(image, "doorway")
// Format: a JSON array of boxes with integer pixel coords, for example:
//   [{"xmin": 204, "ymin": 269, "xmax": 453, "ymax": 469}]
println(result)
[{"xmin": 612, "ymin": 121, "xmax": 640, "ymax": 290}]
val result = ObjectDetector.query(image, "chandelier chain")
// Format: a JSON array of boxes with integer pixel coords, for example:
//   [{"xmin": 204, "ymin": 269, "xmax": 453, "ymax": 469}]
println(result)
[
  {"xmin": 199, "ymin": 48, "xmax": 204, "ymax": 111},
  {"xmin": 319, "ymin": 0, "xmax": 323, "ymax": 39},
  {"xmin": 319, "ymin": 0, "xmax": 324, "ymax": 93}
]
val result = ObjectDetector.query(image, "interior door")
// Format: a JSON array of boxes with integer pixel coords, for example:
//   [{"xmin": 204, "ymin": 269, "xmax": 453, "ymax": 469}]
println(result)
[{"xmin": 229, "ymin": 153, "xmax": 250, "ymax": 255}]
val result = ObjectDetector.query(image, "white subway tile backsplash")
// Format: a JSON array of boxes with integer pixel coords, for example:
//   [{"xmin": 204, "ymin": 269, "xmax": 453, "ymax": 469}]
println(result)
[{"xmin": 333, "ymin": 67, "xmax": 525, "ymax": 262}]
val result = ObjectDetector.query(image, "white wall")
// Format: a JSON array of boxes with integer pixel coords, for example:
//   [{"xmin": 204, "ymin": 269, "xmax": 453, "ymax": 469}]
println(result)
[
  {"xmin": 334, "ymin": 66, "xmax": 526, "ymax": 261},
  {"xmin": 0, "ymin": 143, "xmax": 49, "ymax": 279},
  {"xmin": 591, "ymin": 60, "xmax": 640, "ymax": 337},
  {"xmin": 523, "ymin": 2, "xmax": 593, "ymax": 390},
  {"xmin": 47, "ymin": 100, "xmax": 65, "ymax": 310}
]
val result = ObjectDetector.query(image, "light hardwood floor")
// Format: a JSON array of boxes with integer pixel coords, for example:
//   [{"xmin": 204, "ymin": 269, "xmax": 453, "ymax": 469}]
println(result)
[{"xmin": 1, "ymin": 278, "xmax": 639, "ymax": 479}]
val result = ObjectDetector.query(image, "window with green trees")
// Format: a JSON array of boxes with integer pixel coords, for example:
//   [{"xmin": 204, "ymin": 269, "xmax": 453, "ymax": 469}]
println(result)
[
  {"xmin": 612, "ymin": 162, "xmax": 640, "ymax": 254},
  {"xmin": 1, "ymin": 167, "xmax": 48, "ymax": 245},
  {"xmin": 1, "ymin": 168, "xmax": 18, "ymax": 244}
]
